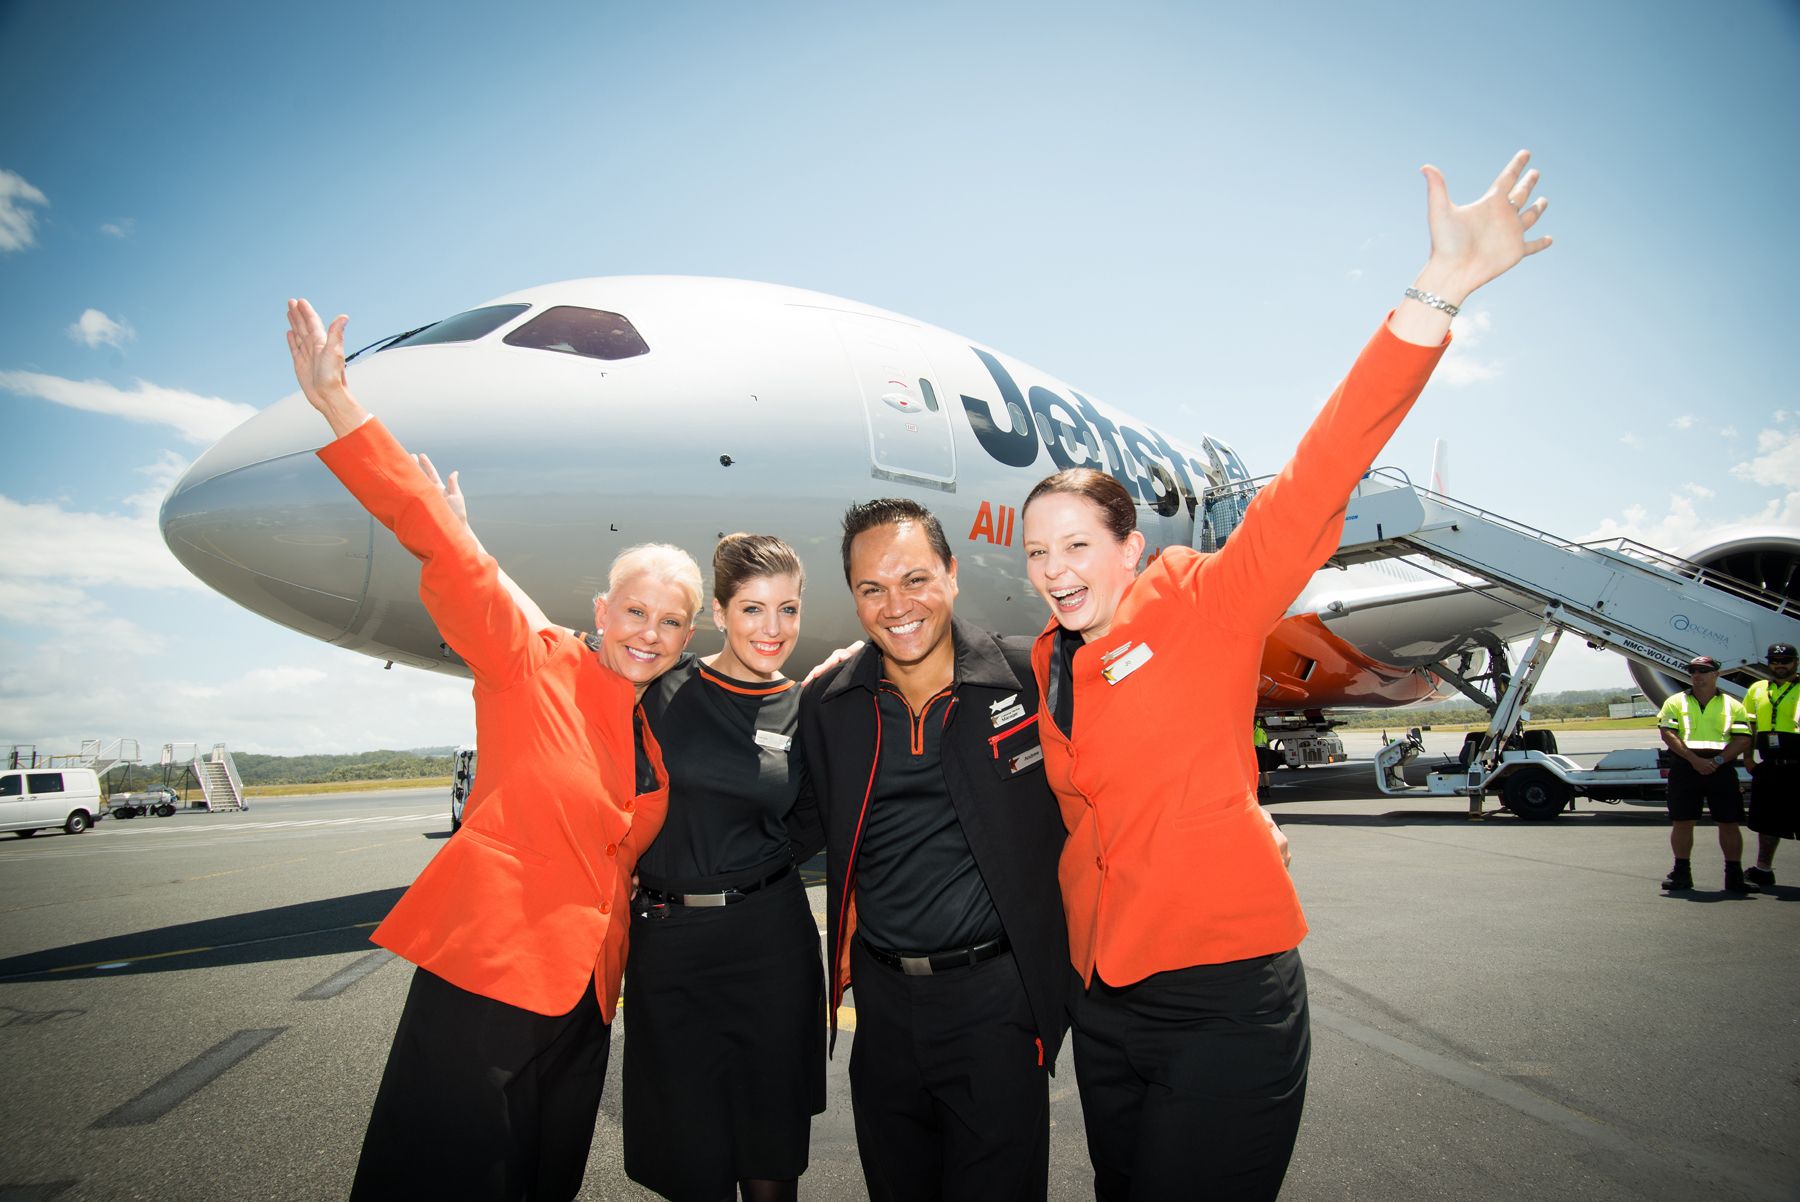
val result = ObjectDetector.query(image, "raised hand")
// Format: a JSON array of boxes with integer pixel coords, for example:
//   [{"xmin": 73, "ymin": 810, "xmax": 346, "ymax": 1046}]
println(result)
[
  {"xmin": 285, "ymin": 298, "xmax": 369, "ymax": 437},
  {"xmin": 1419, "ymin": 150, "xmax": 1552, "ymax": 302},
  {"xmin": 415, "ymin": 453, "xmax": 468, "ymax": 527}
]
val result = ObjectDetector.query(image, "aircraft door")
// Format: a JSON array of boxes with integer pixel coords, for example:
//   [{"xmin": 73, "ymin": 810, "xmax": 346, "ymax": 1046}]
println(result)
[
  {"xmin": 834, "ymin": 314, "xmax": 957, "ymax": 492},
  {"xmin": 1196, "ymin": 436, "xmax": 1253, "ymax": 552}
]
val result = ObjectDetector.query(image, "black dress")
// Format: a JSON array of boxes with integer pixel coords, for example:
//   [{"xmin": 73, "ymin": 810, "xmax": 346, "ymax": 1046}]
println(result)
[{"xmin": 623, "ymin": 657, "xmax": 826, "ymax": 1201}]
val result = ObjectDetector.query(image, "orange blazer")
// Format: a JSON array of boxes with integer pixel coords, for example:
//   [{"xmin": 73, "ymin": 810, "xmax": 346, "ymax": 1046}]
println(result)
[
  {"xmin": 318, "ymin": 419, "xmax": 667, "ymax": 1020},
  {"xmin": 1032, "ymin": 320, "xmax": 1446, "ymax": 987}
]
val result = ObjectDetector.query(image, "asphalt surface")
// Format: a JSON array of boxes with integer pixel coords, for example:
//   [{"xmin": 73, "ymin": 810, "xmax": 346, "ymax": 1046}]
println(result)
[{"xmin": 0, "ymin": 729, "xmax": 1794, "ymax": 1201}]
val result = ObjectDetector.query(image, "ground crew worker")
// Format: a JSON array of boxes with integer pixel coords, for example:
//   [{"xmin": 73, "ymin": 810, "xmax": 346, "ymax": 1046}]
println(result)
[
  {"xmin": 1657, "ymin": 655, "xmax": 1754, "ymax": 893},
  {"xmin": 1254, "ymin": 717, "xmax": 1276, "ymax": 798},
  {"xmin": 1744, "ymin": 642, "xmax": 1799, "ymax": 889}
]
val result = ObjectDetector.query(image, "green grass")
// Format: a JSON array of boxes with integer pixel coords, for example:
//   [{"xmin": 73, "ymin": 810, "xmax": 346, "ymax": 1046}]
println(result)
[
  {"xmin": 1419, "ymin": 716, "xmax": 1658, "ymax": 733},
  {"xmin": 242, "ymin": 776, "xmax": 453, "ymax": 798}
]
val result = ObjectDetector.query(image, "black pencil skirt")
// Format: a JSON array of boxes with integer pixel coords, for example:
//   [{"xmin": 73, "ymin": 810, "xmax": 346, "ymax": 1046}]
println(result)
[{"xmin": 622, "ymin": 868, "xmax": 826, "ymax": 1201}]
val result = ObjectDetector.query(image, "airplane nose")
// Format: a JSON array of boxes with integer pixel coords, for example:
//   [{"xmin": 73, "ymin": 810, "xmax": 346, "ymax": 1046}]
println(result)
[{"xmin": 160, "ymin": 442, "xmax": 373, "ymax": 643}]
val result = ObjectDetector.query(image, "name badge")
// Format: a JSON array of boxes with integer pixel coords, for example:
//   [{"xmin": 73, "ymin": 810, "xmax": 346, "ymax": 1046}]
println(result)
[
  {"xmin": 1102, "ymin": 642, "xmax": 1153, "ymax": 685},
  {"xmin": 1009, "ymin": 745, "xmax": 1044, "ymax": 773},
  {"xmin": 991, "ymin": 703, "xmax": 1027, "ymax": 727},
  {"xmin": 754, "ymin": 729, "xmax": 792, "ymax": 752}
]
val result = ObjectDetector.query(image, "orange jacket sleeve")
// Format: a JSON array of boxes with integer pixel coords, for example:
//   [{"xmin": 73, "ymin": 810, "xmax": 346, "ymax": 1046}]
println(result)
[
  {"xmin": 317, "ymin": 418, "xmax": 547, "ymax": 691},
  {"xmin": 1166, "ymin": 319, "xmax": 1447, "ymax": 635}
]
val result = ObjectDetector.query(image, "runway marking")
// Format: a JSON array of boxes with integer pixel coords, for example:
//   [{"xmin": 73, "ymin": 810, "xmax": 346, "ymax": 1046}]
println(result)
[
  {"xmin": 92, "ymin": 1028, "xmax": 286, "ymax": 1128},
  {"xmin": 1312, "ymin": 1003, "xmax": 1791, "ymax": 1202},
  {"xmin": 297, "ymin": 949, "xmax": 397, "ymax": 1000},
  {"xmin": 0, "ymin": 921, "xmax": 382, "ymax": 981},
  {"xmin": 110, "ymin": 812, "xmax": 440, "ymax": 835}
]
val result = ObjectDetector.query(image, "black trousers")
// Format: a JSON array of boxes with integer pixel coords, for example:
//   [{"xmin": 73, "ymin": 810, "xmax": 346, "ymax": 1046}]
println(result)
[
  {"xmin": 1071, "ymin": 949, "xmax": 1310, "ymax": 1202},
  {"xmin": 349, "ymin": 966, "xmax": 612, "ymax": 1202},
  {"xmin": 847, "ymin": 940, "xmax": 1050, "ymax": 1202}
]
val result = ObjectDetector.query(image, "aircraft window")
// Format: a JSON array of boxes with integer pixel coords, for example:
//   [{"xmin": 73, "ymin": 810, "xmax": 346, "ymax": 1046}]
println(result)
[
  {"xmin": 386, "ymin": 304, "xmax": 531, "ymax": 350},
  {"xmin": 504, "ymin": 306, "xmax": 650, "ymax": 361},
  {"xmin": 918, "ymin": 378, "xmax": 940, "ymax": 412},
  {"xmin": 0, "ymin": 774, "xmax": 20, "ymax": 797}
]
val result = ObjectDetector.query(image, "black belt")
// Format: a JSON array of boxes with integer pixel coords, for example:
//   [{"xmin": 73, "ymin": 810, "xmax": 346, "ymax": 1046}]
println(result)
[
  {"xmin": 638, "ymin": 863, "xmax": 791, "ymax": 908},
  {"xmin": 859, "ymin": 934, "xmax": 1009, "ymax": 977}
]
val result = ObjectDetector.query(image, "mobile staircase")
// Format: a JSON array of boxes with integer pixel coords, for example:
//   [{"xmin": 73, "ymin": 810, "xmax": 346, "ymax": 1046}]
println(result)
[
  {"xmin": 163, "ymin": 742, "xmax": 248, "ymax": 812},
  {"xmin": 1202, "ymin": 469, "xmax": 1800, "ymax": 818}
]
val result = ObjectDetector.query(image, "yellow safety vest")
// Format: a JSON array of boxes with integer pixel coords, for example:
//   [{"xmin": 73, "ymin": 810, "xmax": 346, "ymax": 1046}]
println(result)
[
  {"xmin": 1745, "ymin": 679, "xmax": 1799, "ymax": 734},
  {"xmin": 1253, "ymin": 720, "xmax": 1269, "ymax": 749},
  {"xmin": 1657, "ymin": 691, "xmax": 1752, "ymax": 751}
]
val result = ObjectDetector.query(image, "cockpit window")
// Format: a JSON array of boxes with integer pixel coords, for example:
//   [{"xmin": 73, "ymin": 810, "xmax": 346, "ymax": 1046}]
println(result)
[
  {"xmin": 385, "ymin": 304, "xmax": 531, "ymax": 350},
  {"xmin": 503, "ymin": 306, "xmax": 649, "ymax": 361}
]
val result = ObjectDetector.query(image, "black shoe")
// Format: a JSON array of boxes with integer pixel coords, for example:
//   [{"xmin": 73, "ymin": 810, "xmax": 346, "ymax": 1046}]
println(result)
[
  {"xmin": 1744, "ymin": 865, "xmax": 1776, "ymax": 888},
  {"xmin": 1661, "ymin": 868, "xmax": 1693, "ymax": 891},
  {"xmin": 1724, "ymin": 867, "xmax": 1753, "ymax": 894}
]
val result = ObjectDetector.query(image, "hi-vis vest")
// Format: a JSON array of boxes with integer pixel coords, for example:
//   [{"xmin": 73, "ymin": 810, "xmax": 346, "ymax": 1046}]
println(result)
[
  {"xmin": 1253, "ymin": 719, "xmax": 1269, "ymax": 749},
  {"xmin": 1745, "ymin": 679, "xmax": 1799, "ymax": 734},
  {"xmin": 1657, "ymin": 691, "xmax": 1752, "ymax": 751}
]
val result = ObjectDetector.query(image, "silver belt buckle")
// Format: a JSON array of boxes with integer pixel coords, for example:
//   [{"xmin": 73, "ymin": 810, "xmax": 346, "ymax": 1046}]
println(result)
[
  {"xmin": 898, "ymin": 954, "xmax": 934, "ymax": 977},
  {"xmin": 685, "ymin": 892, "xmax": 731, "ymax": 908}
]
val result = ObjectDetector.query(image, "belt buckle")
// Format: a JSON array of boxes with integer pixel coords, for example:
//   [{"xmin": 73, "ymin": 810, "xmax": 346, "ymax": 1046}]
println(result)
[
  {"xmin": 686, "ymin": 892, "xmax": 732, "ymax": 908},
  {"xmin": 898, "ymin": 954, "xmax": 934, "ymax": 977}
]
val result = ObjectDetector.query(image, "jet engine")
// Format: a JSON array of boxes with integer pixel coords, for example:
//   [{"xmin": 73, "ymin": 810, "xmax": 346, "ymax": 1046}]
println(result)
[{"xmin": 1627, "ymin": 525, "xmax": 1800, "ymax": 703}]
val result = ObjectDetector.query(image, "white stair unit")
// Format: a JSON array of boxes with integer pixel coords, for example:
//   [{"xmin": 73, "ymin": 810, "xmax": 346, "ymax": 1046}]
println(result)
[{"xmin": 163, "ymin": 742, "xmax": 247, "ymax": 811}]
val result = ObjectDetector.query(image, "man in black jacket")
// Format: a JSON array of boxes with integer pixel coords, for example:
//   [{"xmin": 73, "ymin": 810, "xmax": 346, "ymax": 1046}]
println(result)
[{"xmin": 799, "ymin": 498, "xmax": 1069, "ymax": 1202}]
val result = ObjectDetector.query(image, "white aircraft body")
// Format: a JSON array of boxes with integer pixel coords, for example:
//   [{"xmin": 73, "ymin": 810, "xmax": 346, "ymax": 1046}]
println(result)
[{"xmin": 158, "ymin": 277, "xmax": 1797, "ymax": 713}]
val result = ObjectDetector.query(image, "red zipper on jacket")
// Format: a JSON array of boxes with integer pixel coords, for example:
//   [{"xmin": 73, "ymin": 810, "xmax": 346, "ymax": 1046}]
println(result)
[
  {"xmin": 831, "ymin": 695, "xmax": 883, "ymax": 1014},
  {"xmin": 988, "ymin": 711, "xmax": 1038, "ymax": 758}
]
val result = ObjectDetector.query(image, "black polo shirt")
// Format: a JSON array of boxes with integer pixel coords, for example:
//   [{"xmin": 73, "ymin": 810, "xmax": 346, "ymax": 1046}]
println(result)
[{"xmin": 854, "ymin": 680, "xmax": 1006, "ymax": 954}]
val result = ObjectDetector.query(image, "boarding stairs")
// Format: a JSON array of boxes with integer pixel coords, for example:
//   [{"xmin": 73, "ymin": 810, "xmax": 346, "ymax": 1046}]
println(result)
[
  {"xmin": 1201, "ymin": 470, "xmax": 1800, "ymax": 802},
  {"xmin": 78, "ymin": 738, "xmax": 142, "ymax": 781},
  {"xmin": 163, "ymin": 742, "xmax": 247, "ymax": 811}
]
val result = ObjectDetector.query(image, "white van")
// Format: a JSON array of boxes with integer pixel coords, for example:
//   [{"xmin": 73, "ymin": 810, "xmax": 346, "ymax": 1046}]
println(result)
[{"xmin": 0, "ymin": 767, "xmax": 103, "ymax": 836}]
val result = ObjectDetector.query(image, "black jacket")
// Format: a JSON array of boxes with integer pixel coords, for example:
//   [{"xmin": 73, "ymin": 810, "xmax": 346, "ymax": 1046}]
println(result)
[{"xmin": 798, "ymin": 616, "xmax": 1070, "ymax": 1062}]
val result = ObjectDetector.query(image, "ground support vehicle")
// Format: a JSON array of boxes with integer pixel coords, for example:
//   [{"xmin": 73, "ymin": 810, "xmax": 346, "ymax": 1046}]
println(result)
[
  {"xmin": 107, "ymin": 786, "xmax": 181, "ymax": 819},
  {"xmin": 1, "ymin": 767, "xmax": 104, "ymax": 836},
  {"xmin": 449, "ymin": 745, "xmax": 476, "ymax": 833}
]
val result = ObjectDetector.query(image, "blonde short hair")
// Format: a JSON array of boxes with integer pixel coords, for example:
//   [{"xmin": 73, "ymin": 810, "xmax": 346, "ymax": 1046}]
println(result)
[{"xmin": 598, "ymin": 543, "xmax": 703, "ymax": 621}]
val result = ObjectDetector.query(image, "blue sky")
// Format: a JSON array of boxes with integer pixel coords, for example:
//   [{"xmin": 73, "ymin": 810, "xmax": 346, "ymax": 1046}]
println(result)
[{"xmin": 2, "ymin": 0, "xmax": 1796, "ymax": 755}]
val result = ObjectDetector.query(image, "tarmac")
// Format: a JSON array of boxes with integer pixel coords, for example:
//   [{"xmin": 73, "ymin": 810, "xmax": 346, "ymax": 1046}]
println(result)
[{"xmin": 0, "ymin": 728, "xmax": 1793, "ymax": 1201}]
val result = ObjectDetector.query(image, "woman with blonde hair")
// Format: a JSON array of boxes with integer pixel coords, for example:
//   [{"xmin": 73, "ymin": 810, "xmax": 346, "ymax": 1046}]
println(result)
[{"xmin": 286, "ymin": 298, "xmax": 702, "ymax": 1201}]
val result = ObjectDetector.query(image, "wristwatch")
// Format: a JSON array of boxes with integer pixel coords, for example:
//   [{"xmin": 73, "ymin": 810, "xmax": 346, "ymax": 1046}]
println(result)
[{"xmin": 1711, "ymin": 755, "xmax": 1725, "ymax": 766}]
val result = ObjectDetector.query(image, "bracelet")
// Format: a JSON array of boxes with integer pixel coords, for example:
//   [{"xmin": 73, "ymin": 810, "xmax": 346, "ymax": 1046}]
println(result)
[{"xmin": 1404, "ymin": 287, "xmax": 1460, "ymax": 317}]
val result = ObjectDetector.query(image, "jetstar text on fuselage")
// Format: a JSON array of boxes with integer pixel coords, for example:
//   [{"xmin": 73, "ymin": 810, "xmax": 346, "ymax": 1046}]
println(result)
[{"xmin": 954, "ymin": 345, "xmax": 1241, "ymax": 518}]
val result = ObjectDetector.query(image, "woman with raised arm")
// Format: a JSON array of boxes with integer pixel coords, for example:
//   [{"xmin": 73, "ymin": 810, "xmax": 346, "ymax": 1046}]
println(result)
[
  {"xmin": 1017, "ymin": 152, "xmax": 1552, "ymax": 1200},
  {"xmin": 623, "ymin": 534, "xmax": 826, "ymax": 1202},
  {"xmin": 285, "ymin": 299, "xmax": 703, "ymax": 1202}
]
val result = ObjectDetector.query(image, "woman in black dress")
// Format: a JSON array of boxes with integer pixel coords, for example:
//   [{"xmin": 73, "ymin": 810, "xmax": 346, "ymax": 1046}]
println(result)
[{"xmin": 626, "ymin": 534, "xmax": 826, "ymax": 1202}]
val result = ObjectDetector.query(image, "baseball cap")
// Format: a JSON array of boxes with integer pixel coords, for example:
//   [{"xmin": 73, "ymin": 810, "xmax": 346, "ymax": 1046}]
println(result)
[
  {"xmin": 1769, "ymin": 643, "xmax": 1797, "ymax": 661},
  {"xmin": 1687, "ymin": 655, "xmax": 1721, "ymax": 672}
]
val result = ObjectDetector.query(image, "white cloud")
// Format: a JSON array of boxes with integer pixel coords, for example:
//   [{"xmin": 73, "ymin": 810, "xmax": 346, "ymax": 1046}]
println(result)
[
  {"xmin": 0, "ymin": 455, "xmax": 201, "ymax": 593},
  {"xmin": 1718, "ymin": 425, "xmax": 1738, "ymax": 441},
  {"xmin": 1583, "ymin": 494, "xmax": 1707, "ymax": 550},
  {"xmin": 1436, "ymin": 309, "xmax": 1500, "ymax": 387},
  {"xmin": 0, "ymin": 640, "xmax": 475, "ymax": 756},
  {"xmin": 1670, "ymin": 415, "xmax": 1696, "ymax": 431},
  {"xmin": 0, "ymin": 369, "xmax": 255, "ymax": 443},
  {"xmin": 0, "ymin": 579, "xmax": 164, "ymax": 649},
  {"xmin": 99, "ymin": 218, "xmax": 135, "ymax": 239},
  {"xmin": 67, "ymin": 308, "xmax": 135, "ymax": 350},
  {"xmin": 1346, "ymin": 268, "xmax": 1363, "ymax": 280},
  {"xmin": 0, "ymin": 169, "xmax": 48, "ymax": 252},
  {"xmin": 1619, "ymin": 432, "xmax": 1644, "ymax": 449},
  {"xmin": 1683, "ymin": 482, "xmax": 1715, "ymax": 499},
  {"xmin": 1731, "ymin": 424, "xmax": 1800, "ymax": 489}
]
